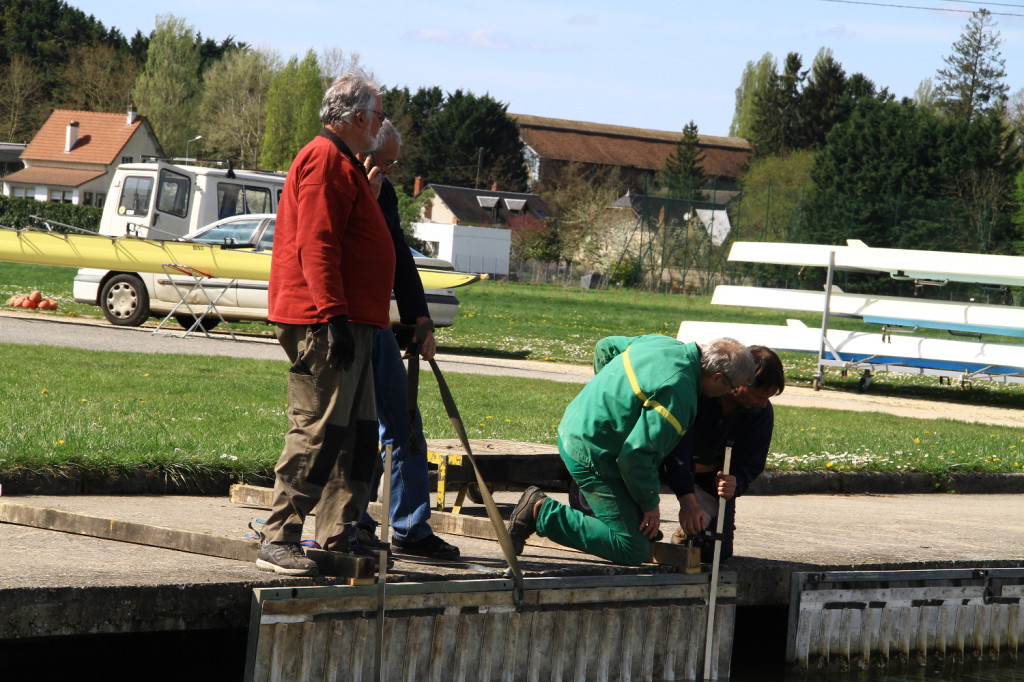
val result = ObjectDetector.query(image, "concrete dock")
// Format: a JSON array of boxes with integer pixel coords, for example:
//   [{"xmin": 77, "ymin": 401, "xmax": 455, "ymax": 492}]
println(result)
[{"xmin": 2, "ymin": 488, "xmax": 1022, "ymax": 641}]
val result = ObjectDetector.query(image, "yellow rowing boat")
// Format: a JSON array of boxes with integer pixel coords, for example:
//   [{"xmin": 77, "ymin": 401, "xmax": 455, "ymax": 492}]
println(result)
[{"xmin": 0, "ymin": 227, "xmax": 481, "ymax": 289}]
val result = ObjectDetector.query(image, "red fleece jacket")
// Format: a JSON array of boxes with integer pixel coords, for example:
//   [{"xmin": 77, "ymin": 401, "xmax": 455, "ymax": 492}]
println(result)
[{"xmin": 268, "ymin": 135, "xmax": 394, "ymax": 327}]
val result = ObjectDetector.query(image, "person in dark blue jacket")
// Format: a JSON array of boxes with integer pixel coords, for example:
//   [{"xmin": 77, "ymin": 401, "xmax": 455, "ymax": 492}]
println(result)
[{"xmin": 661, "ymin": 345, "xmax": 785, "ymax": 562}]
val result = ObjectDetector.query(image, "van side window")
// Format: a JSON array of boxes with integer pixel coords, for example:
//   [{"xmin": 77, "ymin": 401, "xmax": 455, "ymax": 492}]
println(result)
[
  {"xmin": 156, "ymin": 169, "xmax": 190, "ymax": 217},
  {"xmin": 216, "ymin": 183, "xmax": 272, "ymax": 219},
  {"xmin": 118, "ymin": 176, "xmax": 154, "ymax": 216}
]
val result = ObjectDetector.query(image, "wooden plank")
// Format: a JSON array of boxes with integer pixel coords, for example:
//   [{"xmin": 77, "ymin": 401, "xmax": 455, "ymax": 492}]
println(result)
[
  {"xmin": 0, "ymin": 500, "xmax": 256, "ymax": 561},
  {"xmin": 232, "ymin": 483, "xmax": 688, "ymax": 559}
]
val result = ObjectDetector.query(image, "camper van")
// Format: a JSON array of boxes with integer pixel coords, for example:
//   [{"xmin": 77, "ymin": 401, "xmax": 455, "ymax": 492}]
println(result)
[{"xmin": 72, "ymin": 159, "xmax": 461, "ymax": 332}]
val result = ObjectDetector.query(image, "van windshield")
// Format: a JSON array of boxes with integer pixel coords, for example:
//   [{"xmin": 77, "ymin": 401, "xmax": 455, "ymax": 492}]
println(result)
[{"xmin": 117, "ymin": 176, "xmax": 154, "ymax": 217}]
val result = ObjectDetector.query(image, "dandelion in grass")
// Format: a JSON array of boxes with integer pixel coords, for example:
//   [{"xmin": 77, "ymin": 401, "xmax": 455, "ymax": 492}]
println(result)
[
  {"xmin": 81, "ymin": 398, "xmax": 88, "ymax": 403},
  {"xmin": 57, "ymin": 440, "xmax": 64, "ymax": 445},
  {"xmin": 41, "ymin": 388, "xmax": 48, "ymax": 396},
  {"xmin": 913, "ymin": 438, "xmax": 921, "ymax": 444}
]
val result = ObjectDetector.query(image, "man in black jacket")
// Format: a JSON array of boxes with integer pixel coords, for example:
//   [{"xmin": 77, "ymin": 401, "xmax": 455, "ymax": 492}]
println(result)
[
  {"xmin": 354, "ymin": 120, "xmax": 460, "ymax": 560},
  {"xmin": 662, "ymin": 345, "xmax": 785, "ymax": 562}
]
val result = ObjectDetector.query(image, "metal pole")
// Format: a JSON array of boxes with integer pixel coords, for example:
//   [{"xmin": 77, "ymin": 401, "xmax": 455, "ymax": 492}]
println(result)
[
  {"xmin": 703, "ymin": 442, "xmax": 733, "ymax": 681},
  {"xmin": 374, "ymin": 444, "xmax": 393, "ymax": 682},
  {"xmin": 815, "ymin": 250, "xmax": 836, "ymax": 390}
]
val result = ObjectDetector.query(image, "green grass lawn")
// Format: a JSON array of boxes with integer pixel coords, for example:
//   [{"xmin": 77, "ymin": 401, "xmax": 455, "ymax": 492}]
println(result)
[{"xmin": 2, "ymin": 263, "xmax": 1023, "ymax": 482}]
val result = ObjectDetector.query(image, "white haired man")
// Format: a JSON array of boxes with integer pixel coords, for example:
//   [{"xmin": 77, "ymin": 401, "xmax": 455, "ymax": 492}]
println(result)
[{"xmin": 256, "ymin": 70, "xmax": 393, "ymax": 576}]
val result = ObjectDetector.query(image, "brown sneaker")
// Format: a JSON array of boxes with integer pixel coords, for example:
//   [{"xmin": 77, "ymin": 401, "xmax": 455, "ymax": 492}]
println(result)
[
  {"xmin": 255, "ymin": 541, "xmax": 318, "ymax": 576},
  {"xmin": 507, "ymin": 486, "xmax": 547, "ymax": 555}
]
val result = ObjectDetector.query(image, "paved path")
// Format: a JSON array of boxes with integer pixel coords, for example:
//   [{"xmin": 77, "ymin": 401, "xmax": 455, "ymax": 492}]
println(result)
[{"xmin": 4, "ymin": 310, "xmax": 1023, "ymax": 426}]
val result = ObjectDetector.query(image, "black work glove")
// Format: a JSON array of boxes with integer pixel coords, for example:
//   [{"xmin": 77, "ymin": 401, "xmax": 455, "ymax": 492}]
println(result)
[{"xmin": 326, "ymin": 315, "xmax": 355, "ymax": 371}]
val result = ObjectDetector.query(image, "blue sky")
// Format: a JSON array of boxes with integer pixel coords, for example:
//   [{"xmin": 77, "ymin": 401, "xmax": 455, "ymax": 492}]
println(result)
[{"xmin": 72, "ymin": 0, "xmax": 1024, "ymax": 137}]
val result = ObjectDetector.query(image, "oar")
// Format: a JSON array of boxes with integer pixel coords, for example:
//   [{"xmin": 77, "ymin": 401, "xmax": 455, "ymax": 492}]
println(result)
[{"xmin": 703, "ymin": 440, "xmax": 733, "ymax": 680}]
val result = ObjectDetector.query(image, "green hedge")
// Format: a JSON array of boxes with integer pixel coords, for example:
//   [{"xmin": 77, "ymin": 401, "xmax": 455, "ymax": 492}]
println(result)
[{"xmin": 0, "ymin": 196, "xmax": 102, "ymax": 232}]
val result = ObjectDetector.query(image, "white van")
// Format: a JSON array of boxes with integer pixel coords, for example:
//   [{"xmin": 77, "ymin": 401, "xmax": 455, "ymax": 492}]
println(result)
[{"xmin": 74, "ymin": 159, "xmax": 286, "ymax": 327}]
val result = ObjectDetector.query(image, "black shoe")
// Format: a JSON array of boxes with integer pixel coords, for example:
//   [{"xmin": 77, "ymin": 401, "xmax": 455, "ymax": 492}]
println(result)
[
  {"xmin": 255, "ymin": 541, "xmax": 319, "ymax": 576},
  {"xmin": 392, "ymin": 533, "xmax": 460, "ymax": 560},
  {"xmin": 354, "ymin": 524, "xmax": 389, "ymax": 551},
  {"xmin": 507, "ymin": 486, "xmax": 547, "ymax": 555}
]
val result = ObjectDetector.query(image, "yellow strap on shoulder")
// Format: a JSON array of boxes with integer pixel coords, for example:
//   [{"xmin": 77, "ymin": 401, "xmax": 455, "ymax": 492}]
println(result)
[{"xmin": 622, "ymin": 346, "xmax": 684, "ymax": 436}]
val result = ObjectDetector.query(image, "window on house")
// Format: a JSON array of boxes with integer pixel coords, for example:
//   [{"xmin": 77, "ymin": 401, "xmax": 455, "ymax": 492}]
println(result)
[
  {"xmin": 118, "ymin": 176, "xmax": 154, "ymax": 216},
  {"xmin": 216, "ymin": 182, "xmax": 272, "ymax": 219},
  {"xmin": 95, "ymin": 192, "xmax": 106, "ymax": 207},
  {"xmin": 49, "ymin": 189, "xmax": 73, "ymax": 203},
  {"xmin": 10, "ymin": 186, "xmax": 31, "ymax": 199},
  {"xmin": 122, "ymin": 156, "xmax": 134, "ymax": 164},
  {"xmin": 156, "ymin": 169, "xmax": 190, "ymax": 217},
  {"xmin": 83, "ymin": 192, "xmax": 93, "ymax": 206}
]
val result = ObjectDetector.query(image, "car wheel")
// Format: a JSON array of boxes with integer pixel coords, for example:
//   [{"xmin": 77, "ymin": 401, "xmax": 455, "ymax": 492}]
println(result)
[
  {"xmin": 100, "ymin": 274, "xmax": 150, "ymax": 326},
  {"xmin": 174, "ymin": 314, "xmax": 219, "ymax": 332}
]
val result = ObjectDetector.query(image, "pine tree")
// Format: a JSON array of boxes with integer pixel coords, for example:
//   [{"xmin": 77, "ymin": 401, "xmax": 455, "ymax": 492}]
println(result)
[
  {"xmin": 133, "ymin": 14, "xmax": 202, "ymax": 157},
  {"xmin": 750, "ymin": 52, "xmax": 805, "ymax": 158},
  {"xmin": 936, "ymin": 8, "xmax": 1008, "ymax": 123},
  {"xmin": 662, "ymin": 121, "xmax": 708, "ymax": 200},
  {"xmin": 799, "ymin": 49, "xmax": 848, "ymax": 149}
]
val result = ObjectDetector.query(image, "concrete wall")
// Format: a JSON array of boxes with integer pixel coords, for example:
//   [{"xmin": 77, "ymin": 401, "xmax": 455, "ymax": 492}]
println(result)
[{"xmin": 413, "ymin": 221, "xmax": 511, "ymax": 277}]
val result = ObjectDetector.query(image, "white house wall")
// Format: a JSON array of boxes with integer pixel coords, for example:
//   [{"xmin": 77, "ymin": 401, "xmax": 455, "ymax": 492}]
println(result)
[{"xmin": 413, "ymin": 221, "xmax": 511, "ymax": 277}]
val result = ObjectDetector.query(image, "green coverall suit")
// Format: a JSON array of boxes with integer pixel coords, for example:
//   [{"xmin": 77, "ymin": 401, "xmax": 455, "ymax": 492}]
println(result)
[{"xmin": 536, "ymin": 335, "xmax": 702, "ymax": 565}]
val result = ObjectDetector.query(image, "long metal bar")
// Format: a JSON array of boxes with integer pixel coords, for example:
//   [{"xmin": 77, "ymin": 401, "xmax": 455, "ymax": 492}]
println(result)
[
  {"xmin": 814, "ymin": 250, "xmax": 837, "ymax": 389},
  {"xmin": 374, "ymin": 444, "xmax": 393, "ymax": 682},
  {"xmin": 703, "ymin": 442, "xmax": 733, "ymax": 680}
]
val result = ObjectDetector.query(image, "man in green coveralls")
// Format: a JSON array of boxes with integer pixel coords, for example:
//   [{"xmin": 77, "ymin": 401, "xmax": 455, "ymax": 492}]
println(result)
[{"xmin": 507, "ymin": 335, "xmax": 755, "ymax": 566}]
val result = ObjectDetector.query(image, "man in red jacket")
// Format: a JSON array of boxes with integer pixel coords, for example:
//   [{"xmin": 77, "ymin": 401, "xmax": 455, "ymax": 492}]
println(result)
[{"xmin": 256, "ymin": 70, "xmax": 395, "ymax": 576}]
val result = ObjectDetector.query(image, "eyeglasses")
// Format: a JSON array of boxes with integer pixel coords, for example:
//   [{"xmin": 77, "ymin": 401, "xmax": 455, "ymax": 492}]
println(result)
[
  {"xmin": 364, "ymin": 109, "xmax": 387, "ymax": 123},
  {"xmin": 720, "ymin": 373, "xmax": 737, "ymax": 391},
  {"xmin": 378, "ymin": 158, "xmax": 399, "ymax": 169}
]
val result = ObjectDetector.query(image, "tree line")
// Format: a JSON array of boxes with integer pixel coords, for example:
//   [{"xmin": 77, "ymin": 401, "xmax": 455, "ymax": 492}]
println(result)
[
  {"xmin": 728, "ymin": 8, "xmax": 1024, "ymax": 268},
  {"xmin": 0, "ymin": 3, "xmax": 530, "ymax": 200}
]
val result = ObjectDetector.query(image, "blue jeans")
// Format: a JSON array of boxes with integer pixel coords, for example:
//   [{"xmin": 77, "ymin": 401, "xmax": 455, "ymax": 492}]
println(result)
[{"xmin": 359, "ymin": 328, "xmax": 433, "ymax": 542}]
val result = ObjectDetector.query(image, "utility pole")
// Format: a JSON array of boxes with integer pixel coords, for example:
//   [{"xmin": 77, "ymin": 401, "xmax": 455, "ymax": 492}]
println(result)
[{"xmin": 474, "ymin": 147, "xmax": 484, "ymax": 188}]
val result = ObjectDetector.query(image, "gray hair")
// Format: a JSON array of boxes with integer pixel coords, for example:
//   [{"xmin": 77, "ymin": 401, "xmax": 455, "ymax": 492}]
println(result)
[
  {"xmin": 375, "ymin": 119, "xmax": 402, "ymax": 149},
  {"xmin": 319, "ymin": 69, "xmax": 380, "ymax": 127},
  {"xmin": 700, "ymin": 337, "xmax": 755, "ymax": 387}
]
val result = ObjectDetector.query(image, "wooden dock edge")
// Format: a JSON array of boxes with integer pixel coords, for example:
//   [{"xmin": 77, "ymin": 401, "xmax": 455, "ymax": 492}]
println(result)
[{"xmin": 0, "ymin": 499, "xmax": 257, "ymax": 562}]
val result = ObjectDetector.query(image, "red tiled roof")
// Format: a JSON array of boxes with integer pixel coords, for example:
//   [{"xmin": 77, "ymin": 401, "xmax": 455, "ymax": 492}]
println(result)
[
  {"xmin": 21, "ymin": 110, "xmax": 150, "ymax": 165},
  {"xmin": 511, "ymin": 114, "xmax": 751, "ymax": 180},
  {"xmin": 1, "ymin": 166, "xmax": 106, "ymax": 187}
]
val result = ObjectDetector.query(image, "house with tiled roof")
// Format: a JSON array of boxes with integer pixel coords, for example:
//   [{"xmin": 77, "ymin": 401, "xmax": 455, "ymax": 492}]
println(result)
[
  {"xmin": 411, "ymin": 183, "xmax": 551, "ymax": 278},
  {"xmin": 2, "ymin": 109, "xmax": 162, "ymax": 207},
  {"xmin": 510, "ymin": 114, "xmax": 750, "ymax": 192}
]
